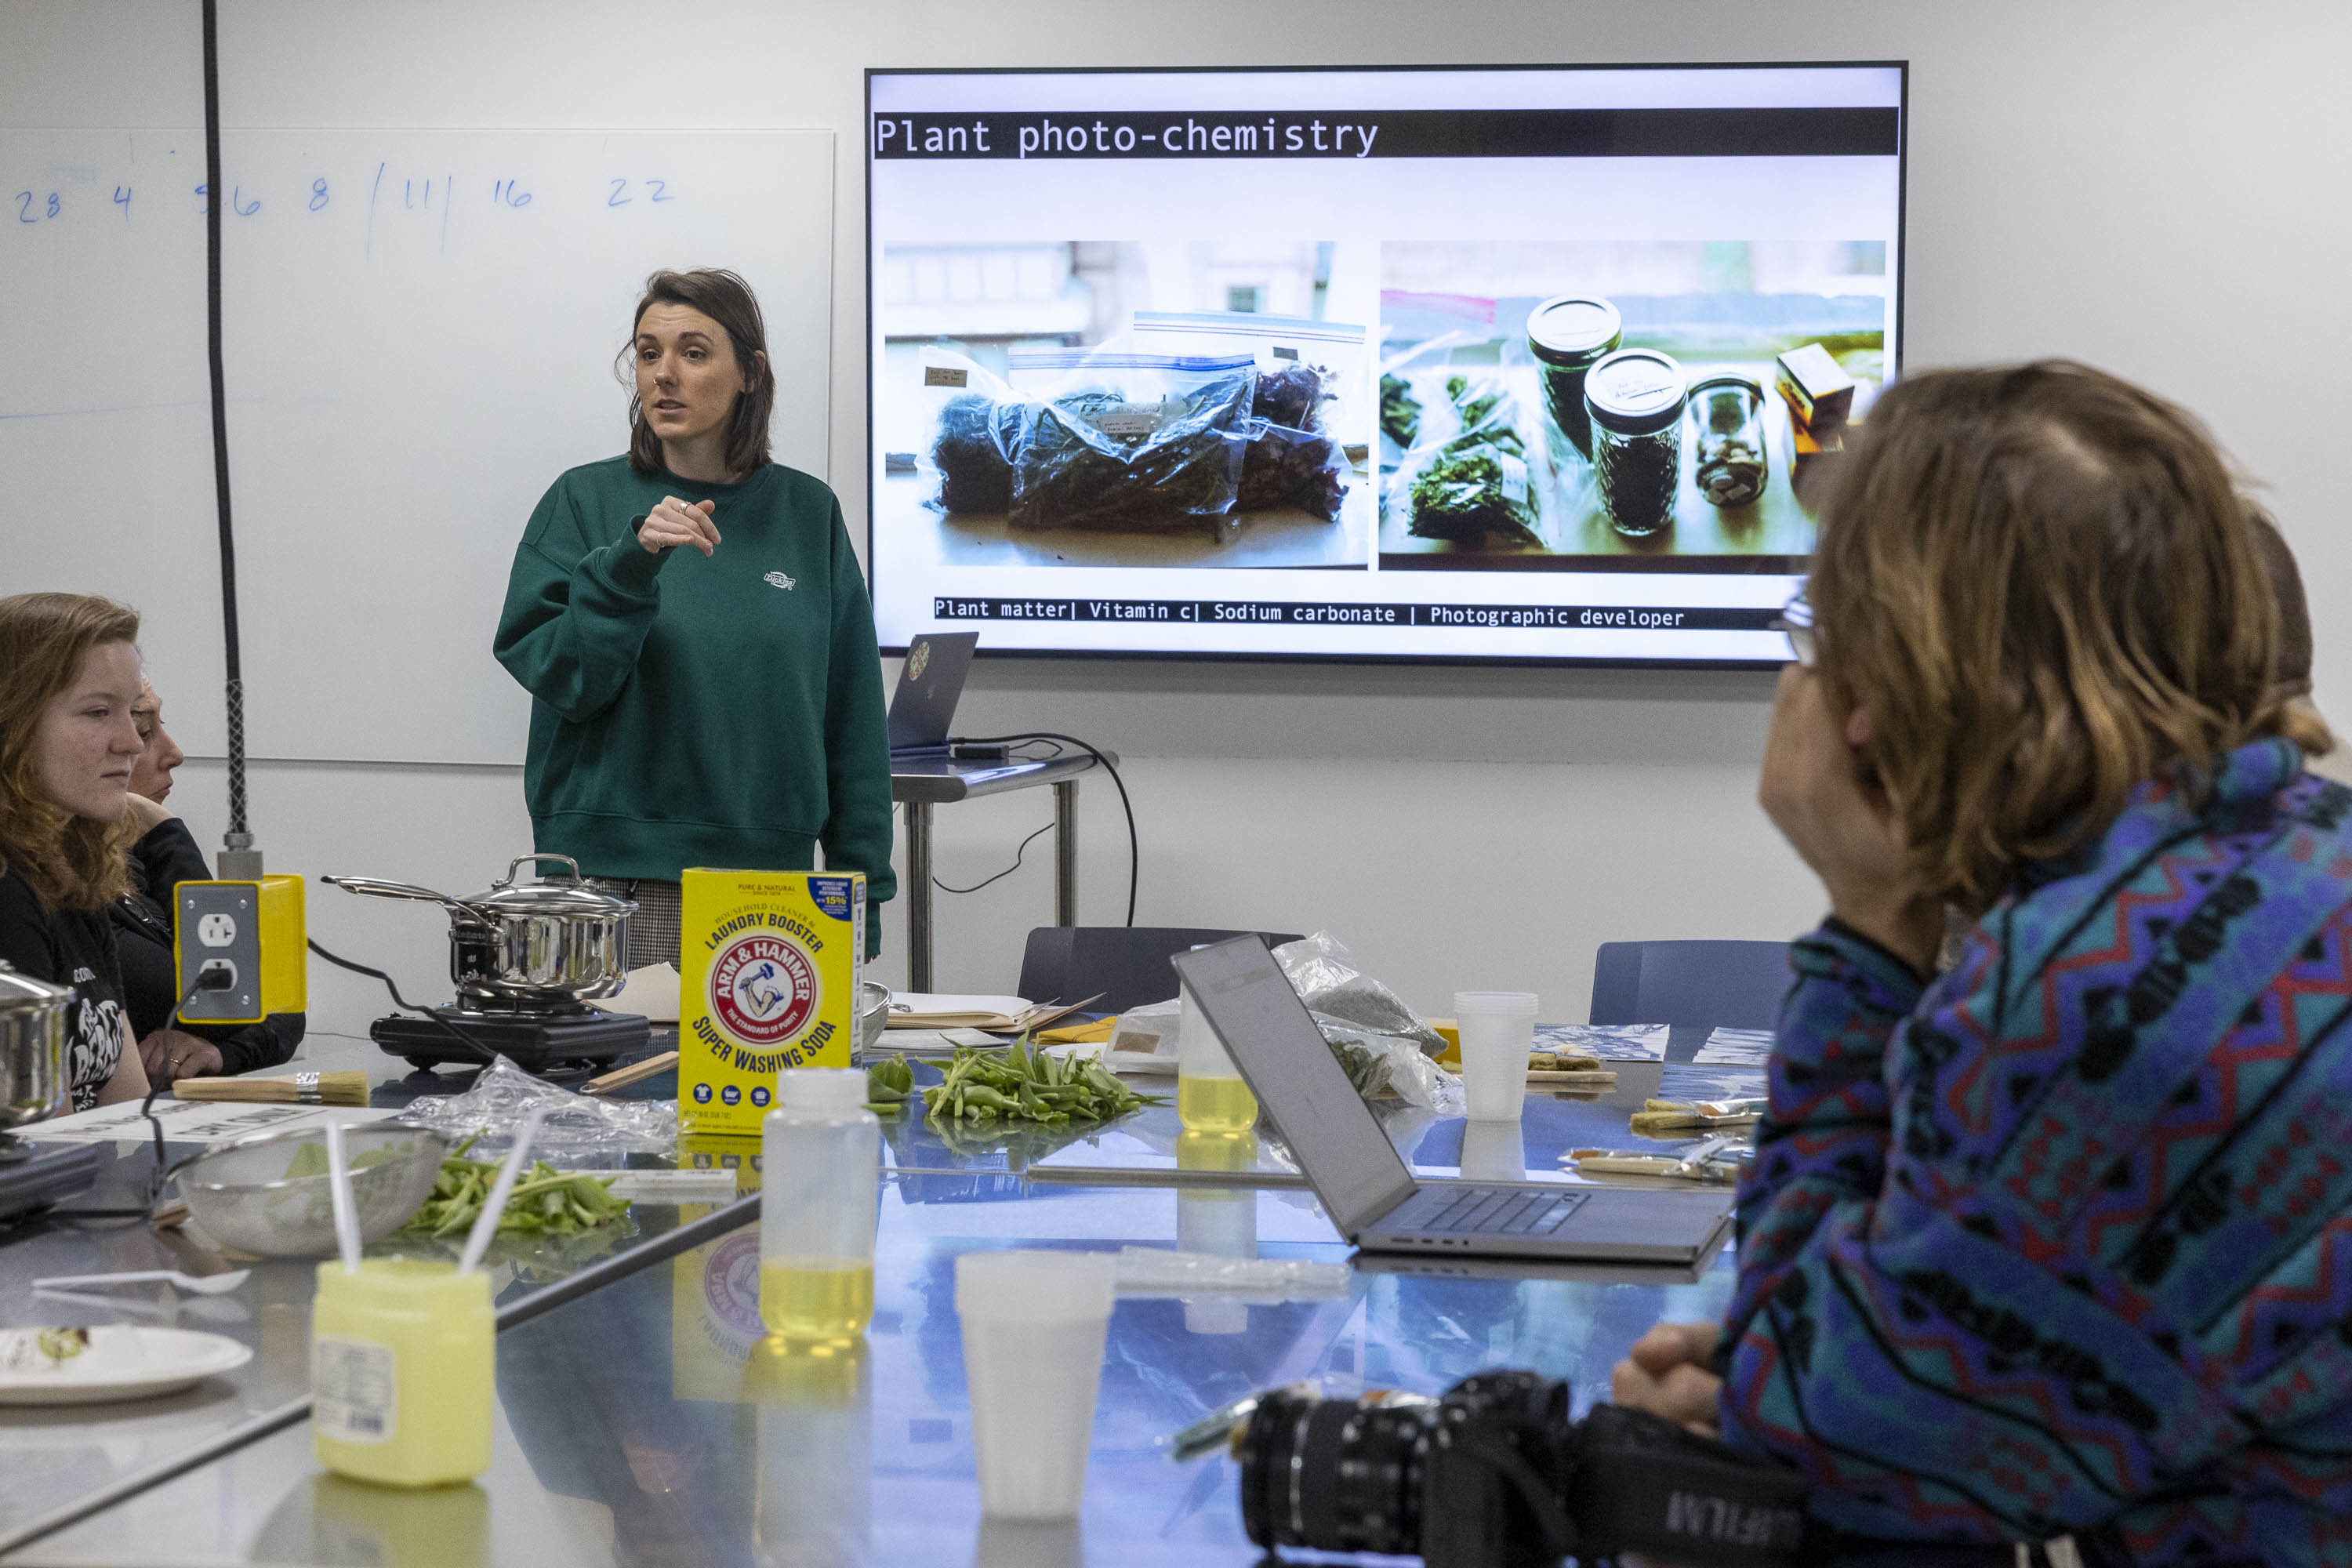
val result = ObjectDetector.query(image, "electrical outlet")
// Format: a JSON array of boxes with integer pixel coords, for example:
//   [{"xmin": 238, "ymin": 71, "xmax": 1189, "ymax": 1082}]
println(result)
[{"xmin": 177, "ymin": 884, "xmax": 263, "ymax": 1022}]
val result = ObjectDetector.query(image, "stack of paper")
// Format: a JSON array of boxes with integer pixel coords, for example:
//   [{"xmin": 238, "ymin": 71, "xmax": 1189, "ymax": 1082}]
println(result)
[{"xmin": 885, "ymin": 993, "xmax": 1034, "ymax": 1030}]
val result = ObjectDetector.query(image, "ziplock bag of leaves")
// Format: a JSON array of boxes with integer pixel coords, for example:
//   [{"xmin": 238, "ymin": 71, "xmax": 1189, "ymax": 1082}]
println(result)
[
  {"xmin": 1232, "ymin": 365, "xmax": 1348, "ymax": 521},
  {"xmin": 917, "ymin": 346, "xmax": 1024, "ymax": 516},
  {"xmin": 397, "ymin": 1054, "xmax": 676, "ymax": 1160},
  {"xmin": 1134, "ymin": 314, "xmax": 1366, "ymax": 522},
  {"xmin": 1004, "ymin": 348, "xmax": 1257, "ymax": 536},
  {"xmin": 1272, "ymin": 931, "xmax": 1465, "ymax": 1116},
  {"xmin": 1397, "ymin": 372, "xmax": 1548, "ymax": 550}
]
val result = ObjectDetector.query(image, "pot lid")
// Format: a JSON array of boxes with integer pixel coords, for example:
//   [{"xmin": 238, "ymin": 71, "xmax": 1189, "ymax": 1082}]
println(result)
[
  {"xmin": 0, "ymin": 959, "xmax": 73, "ymax": 1019},
  {"xmin": 461, "ymin": 855, "xmax": 635, "ymax": 917}
]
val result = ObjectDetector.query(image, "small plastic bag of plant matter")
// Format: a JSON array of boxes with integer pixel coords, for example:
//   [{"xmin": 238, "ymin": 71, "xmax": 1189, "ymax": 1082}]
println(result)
[
  {"xmin": 916, "ymin": 346, "xmax": 1025, "ymax": 517},
  {"xmin": 1002, "ymin": 347, "xmax": 1258, "ymax": 537},
  {"xmin": 1134, "ymin": 314, "xmax": 1365, "ymax": 522},
  {"xmin": 1133, "ymin": 311, "xmax": 1368, "ymax": 432},
  {"xmin": 1272, "ymin": 931, "xmax": 1449, "ymax": 1057},
  {"xmin": 1394, "ymin": 372, "xmax": 1548, "ymax": 550}
]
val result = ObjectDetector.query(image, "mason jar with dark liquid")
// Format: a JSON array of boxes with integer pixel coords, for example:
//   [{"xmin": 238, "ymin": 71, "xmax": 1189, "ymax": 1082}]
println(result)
[
  {"xmin": 1584, "ymin": 348, "xmax": 1687, "ymax": 536},
  {"xmin": 1525, "ymin": 295, "xmax": 1622, "ymax": 461},
  {"xmin": 1687, "ymin": 375, "xmax": 1769, "ymax": 509}
]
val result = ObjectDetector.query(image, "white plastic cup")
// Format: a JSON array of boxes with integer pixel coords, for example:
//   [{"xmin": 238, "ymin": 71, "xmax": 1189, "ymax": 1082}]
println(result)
[
  {"xmin": 956, "ymin": 1250, "xmax": 1118, "ymax": 1520},
  {"xmin": 1454, "ymin": 991, "xmax": 1539, "ymax": 1122},
  {"xmin": 1457, "ymin": 1119, "xmax": 1527, "ymax": 1181}
]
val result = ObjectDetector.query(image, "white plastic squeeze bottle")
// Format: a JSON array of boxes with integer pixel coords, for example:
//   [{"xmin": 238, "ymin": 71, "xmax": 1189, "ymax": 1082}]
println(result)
[
  {"xmin": 760, "ymin": 1066, "xmax": 881, "ymax": 1342},
  {"xmin": 1176, "ymin": 976, "xmax": 1259, "ymax": 1135}
]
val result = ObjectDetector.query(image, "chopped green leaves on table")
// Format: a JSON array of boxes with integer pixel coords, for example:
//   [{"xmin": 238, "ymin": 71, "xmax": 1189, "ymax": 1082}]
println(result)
[
  {"xmin": 864, "ymin": 1055, "xmax": 916, "ymax": 1115},
  {"xmin": 865, "ymin": 1041, "xmax": 1162, "ymax": 1129},
  {"xmin": 397, "ymin": 1139, "xmax": 633, "ymax": 1240}
]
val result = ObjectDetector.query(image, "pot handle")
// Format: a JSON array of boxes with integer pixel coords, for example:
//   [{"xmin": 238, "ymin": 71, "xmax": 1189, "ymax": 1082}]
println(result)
[
  {"xmin": 499, "ymin": 853, "xmax": 588, "ymax": 888},
  {"xmin": 320, "ymin": 875, "xmax": 485, "ymax": 921}
]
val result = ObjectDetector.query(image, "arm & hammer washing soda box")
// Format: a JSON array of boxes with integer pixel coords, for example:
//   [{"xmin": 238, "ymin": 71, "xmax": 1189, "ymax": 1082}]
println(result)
[{"xmin": 678, "ymin": 868, "xmax": 865, "ymax": 1136}]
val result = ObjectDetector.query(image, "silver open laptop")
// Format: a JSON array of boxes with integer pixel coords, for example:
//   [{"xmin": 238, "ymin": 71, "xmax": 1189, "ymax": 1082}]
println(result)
[{"xmin": 1171, "ymin": 937, "xmax": 1737, "ymax": 1265}]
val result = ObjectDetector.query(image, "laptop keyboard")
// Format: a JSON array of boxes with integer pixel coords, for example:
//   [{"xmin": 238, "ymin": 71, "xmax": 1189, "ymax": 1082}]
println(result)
[{"xmin": 1410, "ymin": 1186, "xmax": 1588, "ymax": 1236}]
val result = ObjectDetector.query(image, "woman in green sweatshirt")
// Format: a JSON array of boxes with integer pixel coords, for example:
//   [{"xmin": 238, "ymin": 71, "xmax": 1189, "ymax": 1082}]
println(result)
[{"xmin": 495, "ymin": 268, "xmax": 894, "ymax": 962}]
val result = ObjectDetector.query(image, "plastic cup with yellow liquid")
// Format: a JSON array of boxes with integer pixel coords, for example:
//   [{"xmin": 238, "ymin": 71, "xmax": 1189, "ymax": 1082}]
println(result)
[
  {"xmin": 311, "ymin": 1259, "xmax": 494, "ymax": 1487},
  {"xmin": 309, "ymin": 1115, "xmax": 526, "ymax": 1488}
]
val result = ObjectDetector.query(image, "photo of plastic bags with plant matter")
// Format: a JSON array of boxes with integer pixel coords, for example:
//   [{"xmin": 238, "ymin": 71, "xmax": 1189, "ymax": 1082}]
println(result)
[{"xmin": 877, "ymin": 240, "xmax": 1378, "ymax": 571}]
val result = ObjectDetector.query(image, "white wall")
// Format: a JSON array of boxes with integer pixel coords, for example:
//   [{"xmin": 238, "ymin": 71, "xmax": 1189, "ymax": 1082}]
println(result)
[{"xmin": 9, "ymin": 0, "xmax": 2349, "ymax": 1039}]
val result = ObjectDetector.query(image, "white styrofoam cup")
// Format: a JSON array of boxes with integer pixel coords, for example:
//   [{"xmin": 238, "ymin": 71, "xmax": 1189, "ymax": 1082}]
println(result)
[
  {"xmin": 956, "ymin": 1250, "xmax": 1118, "ymax": 1520},
  {"xmin": 1454, "ymin": 990, "xmax": 1539, "ymax": 1122}
]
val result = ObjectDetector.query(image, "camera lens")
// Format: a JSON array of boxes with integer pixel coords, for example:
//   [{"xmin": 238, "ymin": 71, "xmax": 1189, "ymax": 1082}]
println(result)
[{"xmin": 1239, "ymin": 1388, "xmax": 1431, "ymax": 1555}]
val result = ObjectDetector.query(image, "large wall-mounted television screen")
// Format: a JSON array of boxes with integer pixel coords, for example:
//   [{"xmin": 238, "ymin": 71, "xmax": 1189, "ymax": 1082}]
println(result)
[{"xmin": 866, "ymin": 63, "xmax": 1904, "ymax": 666}]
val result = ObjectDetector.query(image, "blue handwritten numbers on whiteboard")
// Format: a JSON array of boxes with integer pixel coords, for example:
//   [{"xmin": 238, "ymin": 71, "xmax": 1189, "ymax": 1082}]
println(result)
[
  {"xmin": 233, "ymin": 187, "xmax": 260, "ymax": 217},
  {"xmin": 113, "ymin": 185, "xmax": 131, "ymax": 221},
  {"xmin": 607, "ymin": 178, "xmax": 673, "ymax": 209},
  {"xmin": 15, "ymin": 191, "xmax": 62, "ymax": 223},
  {"xmin": 492, "ymin": 179, "xmax": 531, "ymax": 208},
  {"xmin": 310, "ymin": 178, "xmax": 329, "ymax": 212}
]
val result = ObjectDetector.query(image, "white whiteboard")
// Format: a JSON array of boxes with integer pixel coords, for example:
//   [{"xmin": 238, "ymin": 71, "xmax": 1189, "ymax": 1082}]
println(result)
[{"xmin": 0, "ymin": 129, "xmax": 833, "ymax": 764}]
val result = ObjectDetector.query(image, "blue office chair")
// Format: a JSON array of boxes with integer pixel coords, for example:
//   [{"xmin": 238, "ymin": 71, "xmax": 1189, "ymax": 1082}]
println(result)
[
  {"xmin": 1017, "ymin": 927, "xmax": 1305, "ymax": 1014},
  {"xmin": 1587, "ymin": 940, "xmax": 1793, "ymax": 1029}
]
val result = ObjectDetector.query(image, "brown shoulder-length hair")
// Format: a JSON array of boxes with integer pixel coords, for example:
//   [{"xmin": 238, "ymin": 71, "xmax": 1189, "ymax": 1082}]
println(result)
[
  {"xmin": 616, "ymin": 268, "xmax": 775, "ymax": 478},
  {"xmin": 0, "ymin": 593, "xmax": 142, "ymax": 911},
  {"xmin": 1810, "ymin": 360, "xmax": 2332, "ymax": 914}
]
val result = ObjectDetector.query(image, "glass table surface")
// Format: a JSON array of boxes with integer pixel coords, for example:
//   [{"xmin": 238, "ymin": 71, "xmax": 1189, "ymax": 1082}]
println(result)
[
  {"xmin": 11, "ymin": 1175, "xmax": 1740, "ymax": 1566},
  {"xmin": 0, "ymin": 1039, "xmax": 730, "ymax": 1553},
  {"xmin": 0, "ymin": 1030, "xmax": 1762, "ymax": 1565}
]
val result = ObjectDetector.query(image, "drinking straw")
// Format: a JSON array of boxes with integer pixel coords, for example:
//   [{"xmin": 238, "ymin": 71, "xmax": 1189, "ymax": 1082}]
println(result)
[
  {"xmin": 457, "ymin": 1107, "xmax": 546, "ymax": 1277},
  {"xmin": 323, "ymin": 1120, "xmax": 362, "ymax": 1276}
]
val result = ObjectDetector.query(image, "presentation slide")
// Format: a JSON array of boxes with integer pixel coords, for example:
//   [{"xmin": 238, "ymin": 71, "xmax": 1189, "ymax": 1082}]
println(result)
[{"xmin": 867, "ymin": 64, "xmax": 1904, "ymax": 665}]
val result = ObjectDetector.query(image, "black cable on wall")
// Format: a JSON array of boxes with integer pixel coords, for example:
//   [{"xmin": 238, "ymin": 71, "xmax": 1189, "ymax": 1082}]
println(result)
[{"xmin": 201, "ymin": 0, "xmax": 255, "ymax": 865}]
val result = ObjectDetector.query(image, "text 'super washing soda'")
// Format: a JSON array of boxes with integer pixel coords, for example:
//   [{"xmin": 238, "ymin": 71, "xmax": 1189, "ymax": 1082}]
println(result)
[{"xmin": 679, "ymin": 869, "xmax": 865, "ymax": 1137}]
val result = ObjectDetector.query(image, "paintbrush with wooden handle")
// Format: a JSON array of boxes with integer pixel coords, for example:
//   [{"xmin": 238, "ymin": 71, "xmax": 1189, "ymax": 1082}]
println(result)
[{"xmin": 170, "ymin": 1071, "xmax": 371, "ymax": 1106}]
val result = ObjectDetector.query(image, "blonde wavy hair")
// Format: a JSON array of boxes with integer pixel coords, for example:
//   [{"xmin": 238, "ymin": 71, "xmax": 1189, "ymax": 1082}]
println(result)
[
  {"xmin": 0, "ymin": 593, "xmax": 143, "ymax": 912},
  {"xmin": 1810, "ymin": 361, "xmax": 2332, "ymax": 915}
]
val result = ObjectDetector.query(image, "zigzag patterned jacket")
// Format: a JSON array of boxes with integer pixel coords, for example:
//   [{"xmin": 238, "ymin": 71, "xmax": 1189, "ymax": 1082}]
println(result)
[{"xmin": 1719, "ymin": 738, "xmax": 2352, "ymax": 1564}]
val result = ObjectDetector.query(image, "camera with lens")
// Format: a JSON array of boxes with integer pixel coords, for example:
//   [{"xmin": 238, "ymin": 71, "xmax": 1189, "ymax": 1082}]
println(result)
[{"xmin": 1218, "ymin": 1371, "xmax": 1808, "ymax": 1568}]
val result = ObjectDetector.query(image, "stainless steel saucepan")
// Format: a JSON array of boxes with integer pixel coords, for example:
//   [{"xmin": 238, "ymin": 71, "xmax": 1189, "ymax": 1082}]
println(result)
[
  {"xmin": 0, "ymin": 960, "xmax": 71, "ymax": 1144},
  {"xmin": 324, "ymin": 855, "xmax": 635, "ymax": 1008}
]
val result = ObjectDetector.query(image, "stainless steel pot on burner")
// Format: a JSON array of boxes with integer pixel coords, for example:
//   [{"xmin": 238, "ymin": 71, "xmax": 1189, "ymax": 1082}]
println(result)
[
  {"xmin": 323, "ymin": 855, "xmax": 635, "ymax": 1009},
  {"xmin": 0, "ymin": 960, "xmax": 72, "ymax": 1156}
]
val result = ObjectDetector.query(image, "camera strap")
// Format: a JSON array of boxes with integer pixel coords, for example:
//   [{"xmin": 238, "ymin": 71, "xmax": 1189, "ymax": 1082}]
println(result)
[{"xmin": 1564, "ymin": 1406, "xmax": 1809, "ymax": 1567}]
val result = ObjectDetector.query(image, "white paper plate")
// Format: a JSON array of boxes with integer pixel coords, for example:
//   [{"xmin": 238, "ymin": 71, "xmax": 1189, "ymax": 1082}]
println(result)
[{"xmin": 0, "ymin": 1326, "xmax": 252, "ymax": 1406}]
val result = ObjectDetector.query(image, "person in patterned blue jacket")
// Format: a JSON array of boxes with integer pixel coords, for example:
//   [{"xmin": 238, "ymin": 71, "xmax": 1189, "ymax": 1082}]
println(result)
[{"xmin": 1610, "ymin": 362, "xmax": 2348, "ymax": 1566}]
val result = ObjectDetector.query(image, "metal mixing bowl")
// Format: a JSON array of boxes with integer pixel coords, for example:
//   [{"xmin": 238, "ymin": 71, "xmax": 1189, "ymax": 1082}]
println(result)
[
  {"xmin": 857, "ymin": 982, "xmax": 891, "ymax": 1058},
  {"xmin": 172, "ymin": 1121, "xmax": 448, "ymax": 1258}
]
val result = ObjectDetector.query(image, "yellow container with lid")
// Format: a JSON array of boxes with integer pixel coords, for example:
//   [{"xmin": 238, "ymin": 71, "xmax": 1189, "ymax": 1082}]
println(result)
[{"xmin": 311, "ymin": 1259, "xmax": 493, "ymax": 1487}]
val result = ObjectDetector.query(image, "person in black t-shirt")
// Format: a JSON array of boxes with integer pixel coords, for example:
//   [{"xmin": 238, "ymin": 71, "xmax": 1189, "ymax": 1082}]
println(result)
[
  {"xmin": 111, "ymin": 679, "xmax": 302, "ymax": 1083},
  {"xmin": 0, "ymin": 593, "xmax": 154, "ymax": 1112}
]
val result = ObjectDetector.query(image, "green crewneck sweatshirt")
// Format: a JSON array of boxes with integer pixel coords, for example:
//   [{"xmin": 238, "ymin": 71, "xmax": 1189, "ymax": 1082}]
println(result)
[{"xmin": 494, "ymin": 456, "xmax": 895, "ymax": 956}]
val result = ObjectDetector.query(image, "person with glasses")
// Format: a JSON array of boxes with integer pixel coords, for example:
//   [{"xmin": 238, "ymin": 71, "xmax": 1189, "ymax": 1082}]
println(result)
[{"xmin": 1610, "ymin": 363, "xmax": 2349, "ymax": 1565}]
